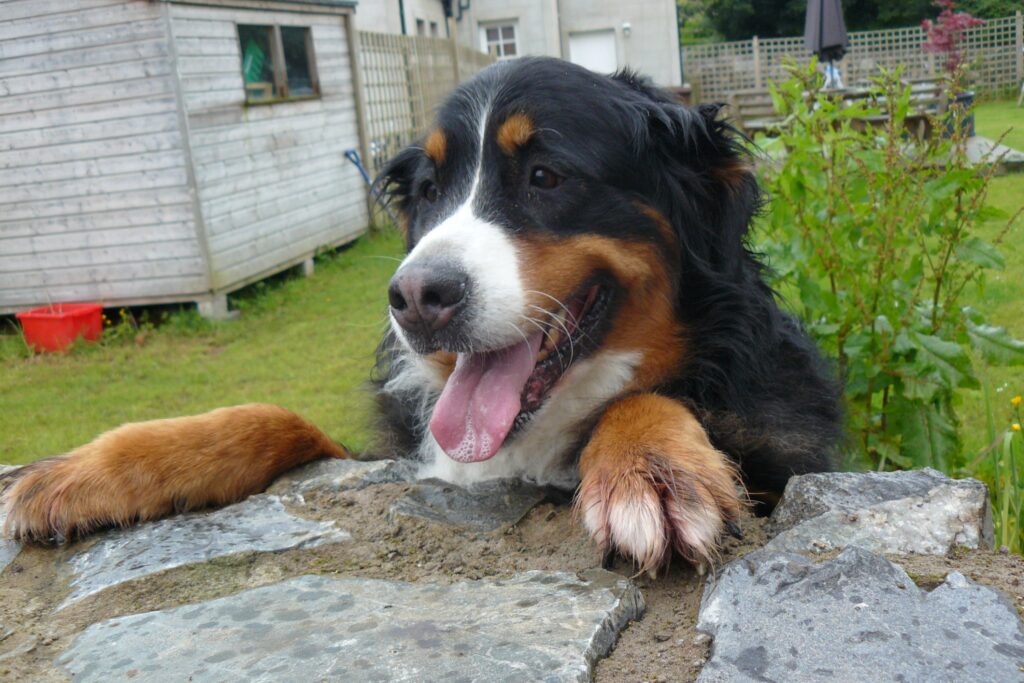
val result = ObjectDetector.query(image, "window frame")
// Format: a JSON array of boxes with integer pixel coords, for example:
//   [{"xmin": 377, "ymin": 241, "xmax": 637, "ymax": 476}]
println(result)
[
  {"xmin": 236, "ymin": 23, "xmax": 320, "ymax": 105},
  {"xmin": 479, "ymin": 22, "xmax": 518, "ymax": 60}
]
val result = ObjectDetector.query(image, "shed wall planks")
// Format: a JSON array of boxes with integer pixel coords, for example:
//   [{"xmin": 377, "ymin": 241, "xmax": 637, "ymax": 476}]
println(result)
[
  {"xmin": 1, "ymin": 0, "xmax": 368, "ymax": 313},
  {"xmin": 169, "ymin": 3, "xmax": 367, "ymax": 292},
  {"xmin": 0, "ymin": 0, "xmax": 207, "ymax": 313}
]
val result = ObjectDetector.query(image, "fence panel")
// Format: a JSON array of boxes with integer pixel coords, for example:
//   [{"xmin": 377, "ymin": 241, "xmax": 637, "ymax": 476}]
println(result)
[
  {"xmin": 684, "ymin": 13, "xmax": 1022, "ymax": 102},
  {"xmin": 358, "ymin": 31, "xmax": 495, "ymax": 180}
]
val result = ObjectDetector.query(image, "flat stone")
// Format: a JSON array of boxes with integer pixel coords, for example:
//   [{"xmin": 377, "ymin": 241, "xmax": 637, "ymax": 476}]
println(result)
[
  {"xmin": 61, "ymin": 495, "xmax": 349, "ymax": 608},
  {"xmin": 966, "ymin": 135, "xmax": 1024, "ymax": 173},
  {"xmin": 266, "ymin": 457, "xmax": 414, "ymax": 500},
  {"xmin": 697, "ymin": 546, "xmax": 1024, "ymax": 683},
  {"xmin": 0, "ymin": 465, "xmax": 21, "ymax": 572},
  {"xmin": 390, "ymin": 478, "xmax": 549, "ymax": 532},
  {"xmin": 766, "ymin": 468, "xmax": 993, "ymax": 555},
  {"xmin": 0, "ymin": 514, "xmax": 18, "ymax": 573},
  {"xmin": 59, "ymin": 570, "xmax": 644, "ymax": 682}
]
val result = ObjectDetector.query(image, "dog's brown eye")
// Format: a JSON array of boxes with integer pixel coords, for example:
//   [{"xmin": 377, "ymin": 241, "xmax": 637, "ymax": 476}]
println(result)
[
  {"xmin": 529, "ymin": 166, "xmax": 562, "ymax": 190},
  {"xmin": 421, "ymin": 181, "xmax": 439, "ymax": 202}
]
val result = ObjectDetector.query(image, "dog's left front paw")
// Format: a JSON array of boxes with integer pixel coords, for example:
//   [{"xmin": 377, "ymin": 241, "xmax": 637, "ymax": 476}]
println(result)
[{"xmin": 574, "ymin": 394, "xmax": 744, "ymax": 573}]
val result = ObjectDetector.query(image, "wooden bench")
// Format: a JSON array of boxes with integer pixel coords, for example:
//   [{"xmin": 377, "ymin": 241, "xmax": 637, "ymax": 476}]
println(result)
[
  {"xmin": 844, "ymin": 81, "xmax": 948, "ymax": 139},
  {"xmin": 726, "ymin": 88, "xmax": 785, "ymax": 136}
]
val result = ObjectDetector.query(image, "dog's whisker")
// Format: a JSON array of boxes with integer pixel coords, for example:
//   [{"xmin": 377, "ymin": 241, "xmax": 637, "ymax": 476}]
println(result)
[
  {"xmin": 523, "ymin": 308, "xmax": 572, "ymax": 373},
  {"xmin": 525, "ymin": 300, "xmax": 577, "ymax": 367}
]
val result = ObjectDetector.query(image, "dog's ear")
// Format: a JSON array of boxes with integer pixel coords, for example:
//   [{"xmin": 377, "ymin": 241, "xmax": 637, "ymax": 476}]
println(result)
[
  {"xmin": 373, "ymin": 144, "xmax": 424, "ymax": 241},
  {"xmin": 612, "ymin": 72, "xmax": 760, "ymax": 273}
]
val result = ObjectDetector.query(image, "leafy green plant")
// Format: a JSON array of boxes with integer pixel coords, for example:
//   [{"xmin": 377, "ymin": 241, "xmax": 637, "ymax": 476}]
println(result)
[{"xmin": 756, "ymin": 62, "xmax": 1024, "ymax": 473}]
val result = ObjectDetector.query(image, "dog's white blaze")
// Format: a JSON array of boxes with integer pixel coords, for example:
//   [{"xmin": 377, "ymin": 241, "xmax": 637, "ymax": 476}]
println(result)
[
  {"xmin": 394, "ymin": 203, "xmax": 524, "ymax": 350},
  {"xmin": 418, "ymin": 350, "xmax": 640, "ymax": 488}
]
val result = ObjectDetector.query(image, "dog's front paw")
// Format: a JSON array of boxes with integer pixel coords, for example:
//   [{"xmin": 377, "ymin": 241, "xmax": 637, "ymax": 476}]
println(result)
[
  {"xmin": 576, "ymin": 454, "xmax": 740, "ymax": 572},
  {"xmin": 574, "ymin": 394, "xmax": 744, "ymax": 573}
]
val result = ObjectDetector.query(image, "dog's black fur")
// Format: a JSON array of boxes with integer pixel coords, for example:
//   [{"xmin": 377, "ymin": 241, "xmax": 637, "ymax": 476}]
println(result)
[{"xmin": 373, "ymin": 58, "xmax": 842, "ymax": 509}]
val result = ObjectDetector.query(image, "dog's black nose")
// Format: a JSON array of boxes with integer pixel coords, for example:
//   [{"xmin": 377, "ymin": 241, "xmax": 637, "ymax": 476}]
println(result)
[{"xmin": 388, "ymin": 261, "xmax": 469, "ymax": 336}]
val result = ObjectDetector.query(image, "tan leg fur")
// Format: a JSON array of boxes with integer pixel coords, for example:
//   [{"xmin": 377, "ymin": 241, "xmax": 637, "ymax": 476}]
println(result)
[{"xmin": 1, "ymin": 404, "xmax": 347, "ymax": 543}]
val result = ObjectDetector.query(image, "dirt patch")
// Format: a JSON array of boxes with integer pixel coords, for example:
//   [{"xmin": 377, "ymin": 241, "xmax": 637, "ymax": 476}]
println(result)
[{"xmin": 0, "ymin": 481, "xmax": 1022, "ymax": 682}]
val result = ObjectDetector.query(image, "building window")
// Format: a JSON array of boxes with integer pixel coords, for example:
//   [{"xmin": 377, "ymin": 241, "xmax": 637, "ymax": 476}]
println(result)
[
  {"xmin": 480, "ymin": 23, "xmax": 517, "ymax": 59},
  {"xmin": 416, "ymin": 19, "xmax": 426, "ymax": 36},
  {"xmin": 238, "ymin": 24, "xmax": 319, "ymax": 103},
  {"xmin": 430, "ymin": 21, "xmax": 439, "ymax": 37}
]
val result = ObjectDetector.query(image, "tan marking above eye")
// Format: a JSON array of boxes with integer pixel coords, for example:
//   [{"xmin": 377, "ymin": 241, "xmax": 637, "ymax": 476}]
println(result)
[
  {"xmin": 496, "ymin": 113, "xmax": 535, "ymax": 155},
  {"xmin": 424, "ymin": 129, "xmax": 447, "ymax": 165}
]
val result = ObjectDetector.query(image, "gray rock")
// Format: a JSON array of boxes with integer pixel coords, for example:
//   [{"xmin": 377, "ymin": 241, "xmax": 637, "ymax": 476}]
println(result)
[
  {"xmin": 59, "ymin": 570, "xmax": 644, "ymax": 682},
  {"xmin": 61, "ymin": 495, "xmax": 349, "ymax": 608},
  {"xmin": 696, "ymin": 546, "xmax": 1024, "ymax": 683},
  {"xmin": 767, "ymin": 468, "xmax": 993, "ymax": 555},
  {"xmin": 0, "ymin": 464, "xmax": 21, "ymax": 572},
  {"xmin": 266, "ymin": 457, "xmax": 415, "ymax": 500},
  {"xmin": 0, "ymin": 517, "xmax": 18, "ymax": 573},
  {"xmin": 390, "ymin": 478, "xmax": 549, "ymax": 532}
]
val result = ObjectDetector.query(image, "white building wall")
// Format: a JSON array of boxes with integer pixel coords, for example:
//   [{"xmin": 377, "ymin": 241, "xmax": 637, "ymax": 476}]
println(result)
[
  {"xmin": 0, "ymin": 0, "xmax": 208, "ymax": 313},
  {"xmin": 557, "ymin": 0, "xmax": 681, "ymax": 85},
  {"xmin": 168, "ymin": 3, "xmax": 368, "ymax": 292},
  {"xmin": 454, "ymin": 0, "xmax": 559, "ymax": 59},
  {"xmin": 355, "ymin": 0, "xmax": 448, "ymax": 37},
  {"xmin": 444, "ymin": 0, "xmax": 681, "ymax": 86}
]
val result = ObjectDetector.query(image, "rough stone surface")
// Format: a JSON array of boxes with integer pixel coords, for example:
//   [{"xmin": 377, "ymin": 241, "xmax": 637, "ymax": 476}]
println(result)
[
  {"xmin": 697, "ymin": 546, "xmax": 1024, "ymax": 683},
  {"xmin": 0, "ymin": 464, "xmax": 20, "ymax": 572},
  {"xmin": 59, "ymin": 570, "xmax": 644, "ymax": 683},
  {"xmin": 390, "ymin": 478, "xmax": 550, "ymax": 532},
  {"xmin": 0, "ymin": 510, "xmax": 17, "ymax": 573},
  {"xmin": 266, "ymin": 457, "xmax": 415, "ymax": 500},
  {"xmin": 62, "ymin": 495, "xmax": 349, "ymax": 607},
  {"xmin": 766, "ymin": 468, "xmax": 994, "ymax": 555}
]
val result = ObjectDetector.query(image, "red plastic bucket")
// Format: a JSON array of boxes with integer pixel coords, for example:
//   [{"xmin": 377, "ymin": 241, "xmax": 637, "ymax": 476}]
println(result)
[{"xmin": 16, "ymin": 303, "xmax": 103, "ymax": 352}]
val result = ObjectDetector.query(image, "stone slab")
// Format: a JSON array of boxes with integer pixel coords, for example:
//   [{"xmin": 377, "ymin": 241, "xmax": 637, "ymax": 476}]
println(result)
[
  {"xmin": 0, "ymin": 511, "xmax": 17, "ymax": 573},
  {"xmin": 61, "ymin": 495, "xmax": 349, "ymax": 608},
  {"xmin": 767, "ymin": 468, "xmax": 993, "ymax": 555},
  {"xmin": 0, "ymin": 464, "xmax": 21, "ymax": 572},
  {"xmin": 390, "ymin": 478, "xmax": 549, "ymax": 532},
  {"xmin": 966, "ymin": 135, "xmax": 1024, "ymax": 173},
  {"xmin": 267, "ymin": 457, "xmax": 415, "ymax": 501},
  {"xmin": 697, "ymin": 546, "xmax": 1024, "ymax": 682},
  {"xmin": 58, "ymin": 570, "xmax": 644, "ymax": 682}
]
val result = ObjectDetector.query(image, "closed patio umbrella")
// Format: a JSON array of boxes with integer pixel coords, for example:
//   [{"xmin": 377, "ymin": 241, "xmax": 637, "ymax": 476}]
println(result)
[{"xmin": 804, "ymin": 0, "xmax": 849, "ymax": 88}]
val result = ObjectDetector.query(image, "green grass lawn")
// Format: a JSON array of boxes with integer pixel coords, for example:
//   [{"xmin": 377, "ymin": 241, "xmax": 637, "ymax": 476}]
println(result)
[
  {"xmin": 2, "ymin": 102, "xmax": 1022, "ymax": 471},
  {"xmin": 975, "ymin": 99, "xmax": 1024, "ymax": 151},
  {"xmin": 0, "ymin": 230, "xmax": 404, "ymax": 465},
  {"xmin": 956, "ymin": 101, "xmax": 1024, "ymax": 461}
]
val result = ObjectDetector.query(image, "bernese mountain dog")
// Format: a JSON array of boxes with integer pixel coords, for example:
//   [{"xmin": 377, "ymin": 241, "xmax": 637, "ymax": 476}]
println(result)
[{"xmin": 2, "ymin": 58, "xmax": 841, "ymax": 572}]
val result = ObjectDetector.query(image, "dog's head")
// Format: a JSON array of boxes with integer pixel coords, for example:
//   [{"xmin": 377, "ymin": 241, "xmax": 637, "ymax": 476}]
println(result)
[{"xmin": 378, "ymin": 57, "xmax": 759, "ymax": 465}]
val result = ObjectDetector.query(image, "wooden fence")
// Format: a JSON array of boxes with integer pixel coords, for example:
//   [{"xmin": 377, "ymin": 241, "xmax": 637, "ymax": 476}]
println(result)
[
  {"xmin": 355, "ymin": 32, "xmax": 496, "ymax": 180},
  {"xmin": 682, "ymin": 11, "xmax": 1024, "ymax": 102}
]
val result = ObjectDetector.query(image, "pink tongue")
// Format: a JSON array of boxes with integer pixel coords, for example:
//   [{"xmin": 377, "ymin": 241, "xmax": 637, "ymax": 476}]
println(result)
[{"xmin": 430, "ymin": 332, "xmax": 543, "ymax": 463}]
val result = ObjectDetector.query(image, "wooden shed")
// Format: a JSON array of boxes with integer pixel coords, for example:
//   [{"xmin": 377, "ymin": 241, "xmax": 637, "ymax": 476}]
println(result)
[{"xmin": 1, "ymin": 0, "xmax": 371, "ymax": 317}]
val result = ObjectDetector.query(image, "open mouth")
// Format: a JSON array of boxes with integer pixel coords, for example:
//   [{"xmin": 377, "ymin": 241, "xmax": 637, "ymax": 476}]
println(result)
[
  {"xmin": 429, "ymin": 280, "xmax": 613, "ymax": 464},
  {"xmin": 519, "ymin": 282, "xmax": 611, "ymax": 417}
]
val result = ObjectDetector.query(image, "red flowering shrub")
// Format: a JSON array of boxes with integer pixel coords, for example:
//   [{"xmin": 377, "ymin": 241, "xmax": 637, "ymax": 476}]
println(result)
[{"xmin": 922, "ymin": 0, "xmax": 985, "ymax": 74}]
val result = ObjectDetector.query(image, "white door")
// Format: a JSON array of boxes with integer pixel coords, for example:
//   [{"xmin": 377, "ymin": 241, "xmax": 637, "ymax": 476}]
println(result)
[{"xmin": 568, "ymin": 30, "xmax": 617, "ymax": 74}]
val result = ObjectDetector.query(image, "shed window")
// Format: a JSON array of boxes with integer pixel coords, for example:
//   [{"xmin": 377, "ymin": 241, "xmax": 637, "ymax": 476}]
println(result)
[{"xmin": 238, "ymin": 24, "xmax": 319, "ymax": 103}]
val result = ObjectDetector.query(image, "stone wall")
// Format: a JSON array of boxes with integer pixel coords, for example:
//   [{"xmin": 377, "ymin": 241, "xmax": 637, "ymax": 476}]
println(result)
[{"xmin": 0, "ymin": 462, "xmax": 1022, "ymax": 681}]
